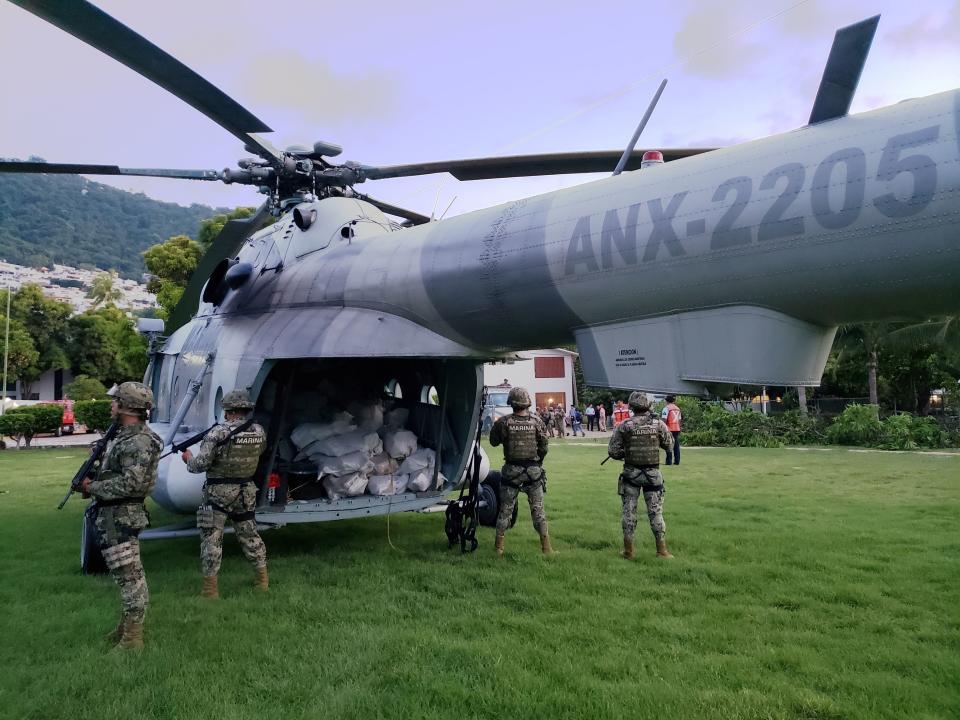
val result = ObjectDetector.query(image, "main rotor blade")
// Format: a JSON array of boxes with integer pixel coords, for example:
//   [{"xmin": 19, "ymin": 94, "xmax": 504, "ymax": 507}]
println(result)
[
  {"xmin": 808, "ymin": 15, "xmax": 879, "ymax": 125},
  {"xmin": 9, "ymin": 0, "xmax": 277, "ymax": 161},
  {"xmin": 349, "ymin": 192, "xmax": 430, "ymax": 225},
  {"xmin": 0, "ymin": 160, "xmax": 220, "ymax": 180},
  {"xmin": 360, "ymin": 148, "xmax": 713, "ymax": 181}
]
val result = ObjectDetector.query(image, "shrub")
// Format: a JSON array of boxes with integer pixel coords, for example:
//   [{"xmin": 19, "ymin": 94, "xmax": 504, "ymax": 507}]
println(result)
[
  {"xmin": 3, "ymin": 405, "xmax": 63, "ymax": 446},
  {"xmin": 827, "ymin": 404, "xmax": 882, "ymax": 445},
  {"xmin": 74, "ymin": 399, "xmax": 112, "ymax": 432},
  {"xmin": 769, "ymin": 410, "xmax": 827, "ymax": 445},
  {"xmin": 878, "ymin": 414, "xmax": 947, "ymax": 450},
  {"xmin": 0, "ymin": 411, "xmax": 39, "ymax": 448},
  {"xmin": 683, "ymin": 429, "xmax": 717, "ymax": 446}
]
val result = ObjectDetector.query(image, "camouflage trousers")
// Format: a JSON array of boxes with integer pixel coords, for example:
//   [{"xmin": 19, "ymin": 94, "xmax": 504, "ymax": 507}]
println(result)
[
  {"xmin": 497, "ymin": 472, "xmax": 548, "ymax": 536},
  {"xmin": 94, "ymin": 506, "xmax": 149, "ymax": 624},
  {"xmin": 198, "ymin": 482, "xmax": 266, "ymax": 577},
  {"xmin": 618, "ymin": 473, "xmax": 666, "ymax": 542}
]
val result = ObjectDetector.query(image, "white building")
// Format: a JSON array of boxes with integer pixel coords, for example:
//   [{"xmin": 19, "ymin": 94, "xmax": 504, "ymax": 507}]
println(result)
[
  {"xmin": 484, "ymin": 348, "xmax": 578, "ymax": 411},
  {"xmin": 3, "ymin": 367, "xmax": 76, "ymax": 402}
]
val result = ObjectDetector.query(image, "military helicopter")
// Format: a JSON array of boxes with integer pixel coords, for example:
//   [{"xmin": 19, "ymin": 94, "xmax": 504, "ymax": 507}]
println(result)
[{"xmin": 2, "ymin": 2, "xmax": 958, "ymax": 569}]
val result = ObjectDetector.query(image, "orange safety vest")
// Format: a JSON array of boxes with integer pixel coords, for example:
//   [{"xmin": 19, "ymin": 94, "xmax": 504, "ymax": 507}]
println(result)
[{"xmin": 663, "ymin": 403, "xmax": 682, "ymax": 432}]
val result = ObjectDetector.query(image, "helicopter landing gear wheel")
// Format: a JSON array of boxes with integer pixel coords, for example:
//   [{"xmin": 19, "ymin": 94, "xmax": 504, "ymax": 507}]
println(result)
[{"xmin": 477, "ymin": 471, "xmax": 517, "ymax": 528}]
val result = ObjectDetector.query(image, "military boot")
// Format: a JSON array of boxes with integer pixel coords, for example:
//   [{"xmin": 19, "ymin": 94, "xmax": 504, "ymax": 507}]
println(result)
[
  {"xmin": 253, "ymin": 566, "xmax": 269, "ymax": 591},
  {"xmin": 494, "ymin": 533, "xmax": 505, "ymax": 557},
  {"xmin": 622, "ymin": 536, "xmax": 635, "ymax": 560},
  {"xmin": 656, "ymin": 538, "xmax": 674, "ymax": 559},
  {"xmin": 105, "ymin": 615, "xmax": 126, "ymax": 644},
  {"xmin": 539, "ymin": 534, "xmax": 554, "ymax": 555},
  {"xmin": 201, "ymin": 575, "xmax": 219, "ymax": 599},
  {"xmin": 116, "ymin": 621, "xmax": 144, "ymax": 650}
]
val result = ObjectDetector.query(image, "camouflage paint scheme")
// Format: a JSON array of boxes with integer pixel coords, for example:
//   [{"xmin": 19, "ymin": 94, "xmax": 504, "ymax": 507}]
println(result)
[{"xmin": 149, "ymin": 89, "xmax": 960, "ymax": 514}]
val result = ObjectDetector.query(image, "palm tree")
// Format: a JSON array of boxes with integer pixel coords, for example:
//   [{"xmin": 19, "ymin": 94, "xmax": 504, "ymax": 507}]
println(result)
[
  {"xmin": 834, "ymin": 322, "xmax": 898, "ymax": 407},
  {"xmin": 87, "ymin": 272, "xmax": 123, "ymax": 308}
]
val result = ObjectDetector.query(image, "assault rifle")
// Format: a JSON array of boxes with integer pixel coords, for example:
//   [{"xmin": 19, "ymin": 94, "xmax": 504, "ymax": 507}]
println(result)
[
  {"xmin": 600, "ymin": 455, "xmax": 614, "ymax": 466},
  {"xmin": 159, "ymin": 418, "xmax": 254, "ymax": 460},
  {"xmin": 58, "ymin": 421, "xmax": 120, "ymax": 509},
  {"xmin": 158, "ymin": 422, "xmax": 218, "ymax": 460}
]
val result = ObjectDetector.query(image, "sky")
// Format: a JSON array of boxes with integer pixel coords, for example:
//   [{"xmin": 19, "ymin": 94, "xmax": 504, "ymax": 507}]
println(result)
[{"xmin": 1, "ymin": 0, "xmax": 958, "ymax": 218}]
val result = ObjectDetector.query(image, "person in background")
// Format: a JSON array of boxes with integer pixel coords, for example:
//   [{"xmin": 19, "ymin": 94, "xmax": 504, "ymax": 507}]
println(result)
[
  {"xmin": 661, "ymin": 395, "xmax": 682, "ymax": 466},
  {"xmin": 598, "ymin": 403, "xmax": 607, "ymax": 431},
  {"xmin": 585, "ymin": 403, "xmax": 596, "ymax": 432},
  {"xmin": 571, "ymin": 405, "xmax": 585, "ymax": 436},
  {"xmin": 554, "ymin": 405, "xmax": 567, "ymax": 438}
]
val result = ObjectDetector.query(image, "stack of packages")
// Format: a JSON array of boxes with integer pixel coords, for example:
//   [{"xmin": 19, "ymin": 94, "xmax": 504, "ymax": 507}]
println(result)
[{"xmin": 290, "ymin": 404, "xmax": 445, "ymax": 500}]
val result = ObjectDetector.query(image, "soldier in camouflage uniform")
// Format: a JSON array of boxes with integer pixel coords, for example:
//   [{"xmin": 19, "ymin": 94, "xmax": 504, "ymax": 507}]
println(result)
[
  {"xmin": 553, "ymin": 405, "xmax": 566, "ymax": 438},
  {"xmin": 607, "ymin": 391, "xmax": 675, "ymax": 560},
  {"xmin": 181, "ymin": 389, "xmax": 268, "ymax": 598},
  {"xmin": 488, "ymin": 387, "xmax": 553, "ymax": 556},
  {"xmin": 79, "ymin": 381, "xmax": 162, "ymax": 650}
]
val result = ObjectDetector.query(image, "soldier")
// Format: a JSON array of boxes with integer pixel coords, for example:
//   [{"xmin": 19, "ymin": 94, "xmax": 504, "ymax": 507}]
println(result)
[
  {"xmin": 79, "ymin": 381, "xmax": 162, "ymax": 650},
  {"xmin": 553, "ymin": 405, "xmax": 566, "ymax": 437},
  {"xmin": 181, "ymin": 389, "xmax": 268, "ymax": 598},
  {"xmin": 488, "ymin": 387, "xmax": 553, "ymax": 556},
  {"xmin": 607, "ymin": 391, "xmax": 675, "ymax": 560},
  {"xmin": 543, "ymin": 404, "xmax": 556, "ymax": 437}
]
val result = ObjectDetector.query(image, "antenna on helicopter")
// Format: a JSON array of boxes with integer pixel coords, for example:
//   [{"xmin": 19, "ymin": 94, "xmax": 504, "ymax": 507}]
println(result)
[{"xmin": 612, "ymin": 79, "xmax": 668, "ymax": 176}]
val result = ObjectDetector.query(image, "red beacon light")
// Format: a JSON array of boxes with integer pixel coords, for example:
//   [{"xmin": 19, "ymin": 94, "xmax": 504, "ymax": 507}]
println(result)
[{"xmin": 640, "ymin": 150, "xmax": 664, "ymax": 168}]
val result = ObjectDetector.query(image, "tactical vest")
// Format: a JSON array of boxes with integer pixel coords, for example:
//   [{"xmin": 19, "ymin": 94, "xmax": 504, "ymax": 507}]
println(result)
[
  {"xmin": 503, "ymin": 415, "xmax": 539, "ymax": 463},
  {"xmin": 624, "ymin": 414, "xmax": 661, "ymax": 468},
  {"xmin": 208, "ymin": 422, "xmax": 266, "ymax": 479}
]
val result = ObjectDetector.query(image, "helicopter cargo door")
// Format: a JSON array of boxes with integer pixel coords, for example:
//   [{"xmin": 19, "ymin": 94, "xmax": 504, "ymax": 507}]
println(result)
[{"xmin": 249, "ymin": 357, "xmax": 482, "ymax": 524}]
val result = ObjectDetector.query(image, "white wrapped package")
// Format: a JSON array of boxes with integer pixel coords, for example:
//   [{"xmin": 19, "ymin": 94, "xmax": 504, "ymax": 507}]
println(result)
[
  {"xmin": 398, "ymin": 448, "xmax": 436, "ymax": 475},
  {"xmin": 315, "ymin": 451, "xmax": 375, "ymax": 476},
  {"xmin": 370, "ymin": 452, "xmax": 399, "ymax": 476},
  {"xmin": 367, "ymin": 474, "xmax": 409, "ymax": 496},
  {"xmin": 312, "ymin": 430, "xmax": 382, "ymax": 457},
  {"xmin": 291, "ymin": 419, "xmax": 356, "ymax": 450},
  {"xmin": 383, "ymin": 430, "xmax": 418, "ymax": 459},
  {"xmin": 384, "ymin": 407, "xmax": 409, "ymax": 430},
  {"xmin": 408, "ymin": 469, "xmax": 434, "ymax": 493},
  {"xmin": 349, "ymin": 402, "xmax": 384, "ymax": 433},
  {"xmin": 322, "ymin": 472, "xmax": 368, "ymax": 500}
]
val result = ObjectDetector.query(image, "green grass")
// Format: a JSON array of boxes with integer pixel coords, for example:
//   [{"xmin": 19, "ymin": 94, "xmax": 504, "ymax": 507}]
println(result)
[{"xmin": 0, "ymin": 444, "xmax": 957, "ymax": 720}]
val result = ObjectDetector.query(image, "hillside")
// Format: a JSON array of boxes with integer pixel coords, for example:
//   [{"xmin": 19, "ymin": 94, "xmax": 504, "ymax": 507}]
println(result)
[{"xmin": 0, "ymin": 165, "xmax": 229, "ymax": 277}]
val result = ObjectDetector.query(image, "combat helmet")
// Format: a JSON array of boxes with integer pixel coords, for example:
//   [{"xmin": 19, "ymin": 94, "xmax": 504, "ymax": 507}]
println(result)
[
  {"xmin": 507, "ymin": 386, "xmax": 532, "ymax": 409},
  {"xmin": 628, "ymin": 391, "xmax": 651, "ymax": 412},
  {"xmin": 222, "ymin": 389, "xmax": 255, "ymax": 411},
  {"xmin": 110, "ymin": 381, "xmax": 153, "ymax": 411}
]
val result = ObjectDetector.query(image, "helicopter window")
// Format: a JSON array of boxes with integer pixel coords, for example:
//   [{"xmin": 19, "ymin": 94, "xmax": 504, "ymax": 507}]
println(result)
[
  {"xmin": 214, "ymin": 386, "xmax": 224, "ymax": 423},
  {"xmin": 421, "ymin": 385, "xmax": 439, "ymax": 405},
  {"xmin": 384, "ymin": 379, "xmax": 402, "ymax": 399},
  {"xmin": 153, "ymin": 355, "xmax": 176, "ymax": 422}
]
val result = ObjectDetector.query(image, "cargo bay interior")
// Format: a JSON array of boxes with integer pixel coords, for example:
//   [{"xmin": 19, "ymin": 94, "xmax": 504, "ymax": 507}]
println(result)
[{"xmin": 250, "ymin": 358, "xmax": 481, "ymax": 506}]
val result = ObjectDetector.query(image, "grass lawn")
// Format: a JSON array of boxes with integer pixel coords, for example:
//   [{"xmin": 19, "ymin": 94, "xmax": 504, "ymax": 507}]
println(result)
[{"xmin": 0, "ymin": 443, "xmax": 957, "ymax": 720}]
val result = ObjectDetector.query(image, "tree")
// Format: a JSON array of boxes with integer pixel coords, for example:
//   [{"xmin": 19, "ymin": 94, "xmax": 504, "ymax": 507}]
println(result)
[
  {"xmin": 197, "ymin": 207, "xmax": 256, "ymax": 249},
  {"xmin": 67, "ymin": 307, "xmax": 147, "ymax": 384},
  {"xmin": 4, "ymin": 284, "xmax": 72, "ymax": 397},
  {"xmin": 64, "ymin": 374, "xmax": 108, "ymax": 400},
  {"xmin": 834, "ymin": 323, "xmax": 898, "ymax": 407},
  {"xmin": 143, "ymin": 234, "xmax": 203, "ymax": 319},
  {"xmin": 0, "ymin": 316, "xmax": 39, "ymax": 392},
  {"xmin": 87, "ymin": 271, "xmax": 123, "ymax": 307}
]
